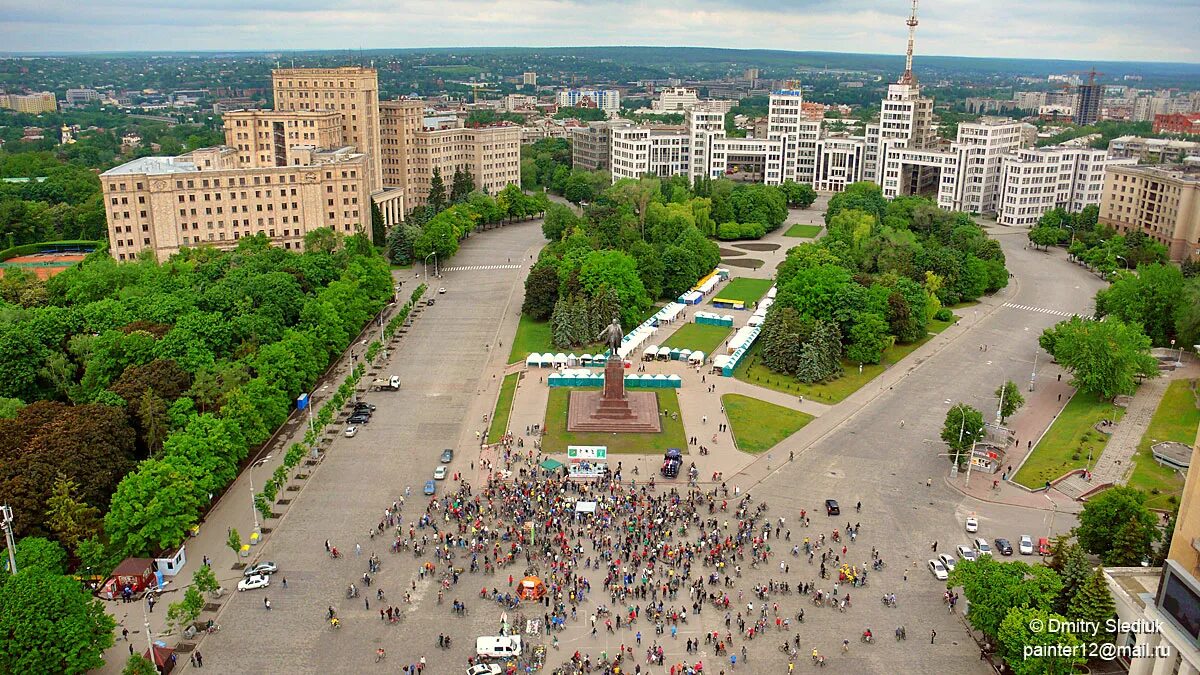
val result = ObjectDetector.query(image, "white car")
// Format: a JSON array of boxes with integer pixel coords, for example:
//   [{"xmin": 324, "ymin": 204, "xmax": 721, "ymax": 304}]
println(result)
[
  {"xmin": 956, "ymin": 545, "xmax": 978, "ymax": 563},
  {"xmin": 1019, "ymin": 535, "xmax": 1034, "ymax": 555},
  {"xmin": 433, "ymin": 465, "xmax": 448, "ymax": 480},
  {"xmin": 965, "ymin": 516, "xmax": 978, "ymax": 533},
  {"xmin": 928, "ymin": 559, "xmax": 949, "ymax": 581},
  {"xmin": 243, "ymin": 561, "xmax": 278, "ymax": 577},
  {"xmin": 937, "ymin": 554, "xmax": 957, "ymax": 572},
  {"xmin": 974, "ymin": 537, "xmax": 993, "ymax": 556},
  {"xmin": 438, "ymin": 287, "xmax": 446, "ymax": 294},
  {"xmin": 467, "ymin": 665, "xmax": 502, "ymax": 675},
  {"xmin": 344, "ymin": 425, "xmax": 359, "ymax": 438},
  {"xmin": 237, "ymin": 574, "xmax": 270, "ymax": 591}
]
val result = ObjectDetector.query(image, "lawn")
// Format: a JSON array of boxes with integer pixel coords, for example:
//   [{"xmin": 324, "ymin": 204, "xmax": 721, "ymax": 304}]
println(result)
[
  {"xmin": 783, "ymin": 224, "xmax": 823, "ymax": 238},
  {"xmin": 508, "ymin": 305, "xmax": 662, "ymax": 365},
  {"xmin": 732, "ymin": 314, "xmax": 956, "ymax": 404},
  {"xmin": 722, "ymin": 393, "xmax": 814, "ymax": 454},
  {"xmin": 1012, "ymin": 391, "xmax": 1126, "ymax": 489},
  {"xmin": 487, "ymin": 372, "xmax": 521, "ymax": 444},
  {"xmin": 712, "ymin": 277, "xmax": 774, "ymax": 305},
  {"xmin": 661, "ymin": 323, "xmax": 731, "ymax": 355},
  {"xmin": 1127, "ymin": 379, "xmax": 1197, "ymax": 510},
  {"xmin": 541, "ymin": 387, "xmax": 687, "ymax": 454}
]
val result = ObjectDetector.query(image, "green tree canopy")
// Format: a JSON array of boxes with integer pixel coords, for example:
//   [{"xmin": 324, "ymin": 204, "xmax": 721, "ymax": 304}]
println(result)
[
  {"xmin": 1041, "ymin": 317, "xmax": 1158, "ymax": 400},
  {"xmin": 0, "ymin": 566, "xmax": 116, "ymax": 674},
  {"xmin": 1076, "ymin": 486, "xmax": 1159, "ymax": 564}
]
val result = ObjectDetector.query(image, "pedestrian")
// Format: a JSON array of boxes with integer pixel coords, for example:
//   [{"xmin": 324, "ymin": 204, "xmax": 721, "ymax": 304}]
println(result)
[
  {"xmin": 1058, "ymin": 393, "xmax": 1062, "ymax": 401},
  {"xmin": 265, "ymin": 597, "xmax": 272, "ymax": 610},
  {"xmin": 190, "ymin": 653, "xmax": 197, "ymax": 667},
  {"xmin": 366, "ymin": 597, "xmax": 370, "ymax": 610},
  {"xmin": 356, "ymin": 543, "xmax": 362, "ymax": 557},
  {"xmin": 282, "ymin": 577, "xmax": 287, "ymax": 589},
  {"xmin": 930, "ymin": 629, "xmax": 936, "ymax": 644},
  {"xmin": 128, "ymin": 644, "xmax": 133, "ymax": 656},
  {"xmin": 702, "ymin": 416, "xmax": 707, "ymax": 424},
  {"xmin": 1028, "ymin": 440, "xmax": 1032, "ymax": 449},
  {"xmin": 325, "ymin": 539, "xmax": 331, "ymax": 552},
  {"xmin": 899, "ymin": 419, "xmax": 905, "ymax": 428},
  {"xmin": 195, "ymin": 651, "xmax": 203, "ymax": 667},
  {"xmin": 926, "ymin": 477, "xmax": 932, "ymax": 487},
  {"xmin": 121, "ymin": 627, "xmax": 129, "ymax": 641}
]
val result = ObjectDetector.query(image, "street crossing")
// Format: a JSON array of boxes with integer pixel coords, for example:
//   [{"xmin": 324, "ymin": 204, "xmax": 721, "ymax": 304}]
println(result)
[
  {"xmin": 440, "ymin": 263, "xmax": 524, "ymax": 272},
  {"xmin": 1001, "ymin": 302, "xmax": 1078, "ymax": 318}
]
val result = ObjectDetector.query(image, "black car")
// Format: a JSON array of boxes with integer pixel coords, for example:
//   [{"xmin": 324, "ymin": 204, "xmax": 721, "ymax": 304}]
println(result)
[
  {"xmin": 825, "ymin": 499, "xmax": 840, "ymax": 516},
  {"xmin": 353, "ymin": 403, "xmax": 376, "ymax": 412},
  {"xmin": 994, "ymin": 538, "xmax": 1014, "ymax": 556},
  {"xmin": 440, "ymin": 448, "xmax": 454, "ymax": 463},
  {"xmin": 347, "ymin": 414, "xmax": 370, "ymax": 424}
]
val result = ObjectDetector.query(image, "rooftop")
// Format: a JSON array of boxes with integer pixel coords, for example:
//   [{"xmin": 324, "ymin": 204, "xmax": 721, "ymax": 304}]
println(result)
[
  {"xmin": 101, "ymin": 155, "xmax": 197, "ymax": 176},
  {"xmin": 1112, "ymin": 163, "xmax": 1200, "ymax": 182}
]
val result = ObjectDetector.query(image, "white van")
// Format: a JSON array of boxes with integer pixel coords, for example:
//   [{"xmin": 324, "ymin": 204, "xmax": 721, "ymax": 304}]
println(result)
[{"xmin": 476, "ymin": 635, "xmax": 522, "ymax": 659}]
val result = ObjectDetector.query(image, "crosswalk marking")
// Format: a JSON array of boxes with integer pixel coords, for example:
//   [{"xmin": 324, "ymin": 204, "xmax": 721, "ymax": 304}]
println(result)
[
  {"xmin": 440, "ymin": 264, "xmax": 523, "ymax": 272},
  {"xmin": 1002, "ymin": 303, "xmax": 1078, "ymax": 318}
]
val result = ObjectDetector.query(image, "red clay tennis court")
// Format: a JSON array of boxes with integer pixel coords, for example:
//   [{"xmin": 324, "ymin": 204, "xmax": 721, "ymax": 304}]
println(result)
[{"xmin": 0, "ymin": 252, "xmax": 89, "ymax": 279}]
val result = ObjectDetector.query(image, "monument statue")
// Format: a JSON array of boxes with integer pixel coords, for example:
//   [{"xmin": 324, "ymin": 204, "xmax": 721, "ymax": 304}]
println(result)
[{"xmin": 599, "ymin": 316, "xmax": 624, "ymax": 356}]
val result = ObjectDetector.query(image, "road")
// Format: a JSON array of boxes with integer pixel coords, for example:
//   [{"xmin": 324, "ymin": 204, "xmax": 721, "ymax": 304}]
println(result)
[{"xmin": 176, "ymin": 216, "xmax": 1102, "ymax": 674}]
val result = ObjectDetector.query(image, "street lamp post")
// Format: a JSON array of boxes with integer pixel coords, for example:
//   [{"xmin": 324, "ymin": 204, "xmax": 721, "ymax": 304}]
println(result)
[
  {"xmin": 248, "ymin": 456, "xmax": 272, "ymax": 534},
  {"xmin": 1029, "ymin": 351, "xmax": 1038, "ymax": 392},
  {"xmin": 1115, "ymin": 255, "xmax": 1129, "ymax": 270},
  {"xmin": 1, "ymin": 505, "xmax": 17, "ymax": 574},
  {"xmin": 423, "ymin": 252, "xmax": 438, "ymax": 282}
]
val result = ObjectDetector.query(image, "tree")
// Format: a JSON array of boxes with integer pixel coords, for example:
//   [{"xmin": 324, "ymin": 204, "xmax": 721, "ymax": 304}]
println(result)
[
  {"xmin": 1028, "ymin": 226, "xmax": 1066, "ymax": 250},
  {"xmin": 122, "ymin": 655, "xmax": 158, "ymax": 675},
  {"xmin": 541, "ymin": 202, "xmax": 580, "ymax": 242},
  {"xmin": 825, "ymin": 181, "xmax": 886, "ymax": 224},
  {"xmin": 577, "ymin": 249, "xmax": 651, "ymax": 329},
  {"xmin": 997, "ymin": 607, "xmax": 1086, "ymax": 675},
  {"xmin": 385, "ymin": 223, "xmax": 421, "ymax": 265},
  {"xmin": 941, "ymin": 403, "xmax": 985, "ymax": 456},
  {"xmin": 563, "ymin": 171, "xmax": 596, "ymax": 204},
  {"xmin": 1066, "ymin": 567, "xmax": 1117, "ymax": 644},
  {"xmin": 136, "ymin": 388, "xmax": 169, "ymax": 455},
  {"xmin": 44, "ymin": 475, "xmax": 101, "ymax": 554},
  {"xmin": 303, "ymin": 227, "xmax": 341, "ymax": 254},
  {"xmin": 1053, "ymin": 540, "xmax": 1092, "ymax": 615},
  {"xmin": 994, "ymin": 381, "xmax": 1025, "ymax": 424},
  {"xmin": 948, "ymin": 556, "xmax": 1062, "ymax": 642},
  {"xmin": 192, "ymin": 564, "xmax": 220, "ymax": 596},
  {"xmin": 165, "ymin": 585, "xmax": 205, "ymax": 633},
  {"xmin": 1042, "ymin": 316, "xmax": 1158, "ymax": 400},
  {"xmin": 104, "ymin": 458, "xmax": 203, "ymax": 558},
  {"xmin": 1076, "ymin": 486, "xmax": 1159, "ymax": 563},
  {"xmin": 1095, "ymin": 264, "xmax": 1185, "ymax": 347},
  {"xmin": 521, "ymin": 261, "xmax": 561, "ymax": 321},
  {"xmin": 0, "ymin": 566, "xmax": 116, "ymax": 674},
  {"xmin": 779, "ymin": 181, "xmax": 817, "ymax": 208},
  {"xmin": 226, "ymin": 527, "xmax": 242, "ymax": 557},
  {"xmin": 427, "ymin": 167, "xmax": 447, "ymax": 213},
  {"xmin": 11, "ymin": 536, "xmax": 68, "ymax": 575},
  {"xmin": 370, "ymin": 201, "xmax": 386, "ymax": 247},
  {"xmin": 450, "ymin": 167, "xmax": 474, "ymax": 204},
  {"xmin": 845, "ymin": 312, "xmax": 891, "ymax": 365}
]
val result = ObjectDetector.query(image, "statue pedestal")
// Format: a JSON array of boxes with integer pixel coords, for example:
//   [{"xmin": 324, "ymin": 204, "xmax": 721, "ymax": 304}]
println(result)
[{"xmin": 567, "ymin": 358, "xmax": 662, "ymax": 433}]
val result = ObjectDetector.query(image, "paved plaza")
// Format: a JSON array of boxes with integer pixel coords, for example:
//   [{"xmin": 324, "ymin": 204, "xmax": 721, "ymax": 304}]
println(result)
[{"xmin": 123, "ymin": 206, "xmax": 1115, "ymax": 675}]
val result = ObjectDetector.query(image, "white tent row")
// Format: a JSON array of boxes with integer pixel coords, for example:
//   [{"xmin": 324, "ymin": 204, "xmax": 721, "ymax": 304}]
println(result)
[
  {"xmin": 654, "ymin": 302, "xmax": 685, "ymax": 323},
  {"xmin": 678, "ymin": 290, "xmax": 703, "ymax": 305},
  {"xmin": 728, "ymin": 325, "xmax": 758, "ymax": 353},
  {"xmin": 688, "ymin": 351, "xmax": 705, "ymax": 364},
  {"xmin": 617, "ymin": 326, "xmax": 656, "ymax": 359},
  {"xmin": 758, "ymin": 297, "xmax": 774, "ymax": 312},
  {"xmin": 767, "ymin": 286, "xmax": 777, "ymax": 300},
  {"xmin": 711, "ymin": 354, "xmax": 731, "ymax": 372},
  {"xmin": 747, "ymin": 314, "xmax": 765, "ymax": 327},
  {"xmin": 697, "ymin": 276, "xmax": 720, "ymax": 294}
]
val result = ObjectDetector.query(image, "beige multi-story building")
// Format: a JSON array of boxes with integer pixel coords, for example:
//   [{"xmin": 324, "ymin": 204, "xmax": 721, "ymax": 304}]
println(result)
[
  {"xmin": 1099, "ymin": 164, "xmax": 1200, "ymax": 261},
  {"xmin": 223, "ymin": 109, "xmax": 344, "ymax": 168},
  {"xmin": 571, "ymin": 121, "xmax": 616, "ymax": 172},
  {"xmin": 1, "ymin": 91, "xmax": 57, "ymax": 113},
  {"xmin": 272, "ymin": 67, "xmax": 383, "ymax": 191},
  {"xmin": 379, "ymin": 100, "xmax": 424, "ymax": 201},
  {"xmin": 101, "ymin": 146, "xmax": 369, "ymax": 262},
  {"xmin": 407, "ymin": 123, "xmax": 521, "ymax": 208}
]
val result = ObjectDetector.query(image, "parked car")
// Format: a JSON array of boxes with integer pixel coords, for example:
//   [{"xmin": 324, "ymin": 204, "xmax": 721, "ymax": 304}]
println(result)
[
  {"xmin": 467, "ymin": 666, "xmax": 502, "ymax": 675},
  {"xmin": 353, "ymin": 403, "xmax": 376, "ymax": 412},
  {"xmin": 928, "ymin": 559, "xmax": 949, "ymax": 581},
  {"xmin": 438, "ymin": 287, "xmax": 447, "ymax": 294},
  {"xmin": 956, "ymin": 545, "xmax": 977, "ymax": 562},
  {"xmin": 243, "ymin": 561, "xmax": 278, "ymax": 577},
  {"xmin": 937, "ymin": 554, "xmax": 957, "ymax": 572},
  {"xmin": 964, "ymin": 516, "xmax": 978, "ymax": 533},
  {"xmin": 974, "ymin": 538, "xmax": 993, "ymax": 556},
  {"xmin": 344, "ymin": 426, "xmax": 359, "ymax": 438},
  {"xmin": 433, "ymin": 465, "xmax": 448, "ymax": 480},
  {"xmin": 237, "ymin": 574, "xmax": 270, "ymax": 591},
  {"xmin": 440, "ymin": 448, "xmax": 454, "ymax": 463},
  {"xmin": 825, "ymin": 499, "xmax": 840, "ymax": 516},
  {"xmin": 1019, "ymin": 535, "xmax": 1034, "ymax": 555},
  {"xmin": 347, "ymin": 414, "xmax": 370, "ymax": 424},
  {"xmin": 1037, "ymin": 537, "xmax": 1052, "ymax": 556},
  {"xmin": 994, "ymin": 538, "xmax": 1013, "ymax": 556},
  {"xmin": 427, "ymin": 298, "xmax": 436, "ymax": 306},
  {"xmin": 423, "ymin": 480, "xmax": 436, "ymax": 495}
]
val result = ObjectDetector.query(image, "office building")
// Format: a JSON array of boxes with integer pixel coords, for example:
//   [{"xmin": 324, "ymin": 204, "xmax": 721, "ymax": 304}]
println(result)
[
  {"xmin": 997, "ymin": 146, "xmax": 1135, "ymax": 227},
  {"xmin": 610, "ymin": 125, "xmax": 690, "ymax": 181},
  {"xmin": 101, "ymin": 146, "xmax": 369, "ymax": 262},
  {"xmin": 1074, "ymin": 82, "xmax": 1103, "ymax": 126},
  {"xmin": 65, "ymin": 88, "xmax": 103, "ymax": 106},
  {"xmin": 556, "ymin": 89, "xmax": 620, "ymax": 113},
  {"xmin": 503, "ymin": 94, "xmax": 538, "ymax": 112},
  {"xmin": 1099, "ymin": 164, "xmax": 1200, "ymax": 261},
  {"xmin": 812, "ymin": 135, "xmax": 867, "ymax": 193},
  {"xmin": 1, "ymin": 92, "xmax": 57, "ymax": 113},
  {"xmin": 407, "ymin": 123, "xmax": 521, "ymax": 208},
  {"xmin": 652, "ymin": 88, "xmax": 700, "ymax": 112},
  {"xmin": 1109, "ymin": 136, "xmax": 1200, "ymax": 163},
  {"xmin": 272, "ymin": 67, "xmax": 383, "ymax": 191},
  {"xmin": 522, "ymin": 72, "xmax": 537, "ymax": 87},
  {"xmin": 1154, "ymin": 113, "xmax": 1200, "ymax": 135},
  {"xmin": 571, "ymin": 121, "xmax": 616, "ymax": 172},
  {"xmin": 223, "ymin": 109, "xmax": 345, "ymax": 168}
]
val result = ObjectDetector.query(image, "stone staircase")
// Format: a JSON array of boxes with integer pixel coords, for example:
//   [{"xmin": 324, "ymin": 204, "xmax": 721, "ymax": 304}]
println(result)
[
  {"xmin": 1054, "ymin": 474, "xmax": 1093, "ymax": 501},
  {"xmin": 1090, "ymin": 376, "xmax": 1168, "ymax": 485}
]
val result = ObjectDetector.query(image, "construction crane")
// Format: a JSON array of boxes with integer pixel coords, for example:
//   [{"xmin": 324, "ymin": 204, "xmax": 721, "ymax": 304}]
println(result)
[{"xmin": 1070, "ymin": 68, "xmax": 1105, "ymax": 86}]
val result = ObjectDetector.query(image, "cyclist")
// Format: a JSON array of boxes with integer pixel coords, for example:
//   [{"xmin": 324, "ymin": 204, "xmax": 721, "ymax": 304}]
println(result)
[{"xmin": 375, "ymin": 648, "xmax": 385, "ymax": 663}]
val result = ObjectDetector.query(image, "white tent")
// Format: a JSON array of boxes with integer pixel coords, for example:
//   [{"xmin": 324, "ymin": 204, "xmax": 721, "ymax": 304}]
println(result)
[
  {"xmin": 698, "ymin": 277, "xmax": 720, "ymax": 294},
  {"xmin": 688, "ymin": 351, "xmax": 705, "ymax": 364},
  {"xmin": 526, "ymin": 353, "xmax": 541, "ymax": 367},
  {"xmin": 644, "ymin": 345, "xmax": 659, "ymax": 360},
  {"xmin": 767, "ymin": 286, "xmax": 777, "ymax": 299},
  {"xmin": 567, "ymin": 353, "xmax": 579, "ymax": 366},
  {"xmin": 747, "ymin": 314, "xmax": 765, "ymax": 327},
  {"xmin": 554, "ymin": 353, "xmax": 568, "ymax": 367},
  {"xmin": 712, "ymin": 354, "xmax": 731, "ymax": 369}
]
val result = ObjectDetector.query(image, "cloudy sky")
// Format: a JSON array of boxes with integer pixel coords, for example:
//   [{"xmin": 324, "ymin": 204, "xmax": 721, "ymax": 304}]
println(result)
[{"xmin": 2, "ymin": 0, "xmax": 1198, "ymax": 62}]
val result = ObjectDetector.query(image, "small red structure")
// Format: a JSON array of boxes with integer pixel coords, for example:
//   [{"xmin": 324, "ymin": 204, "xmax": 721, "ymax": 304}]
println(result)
[
  {"xmin": 516, "ymin": 576, "xmax": 547, "ymax": 601},
  {"xmin": 145, "ymin": 644, "xmax": 177, "ymax": 673},
  {"xmin": 98, "ymin": 557, "xmax": 156, "ymax": 600}
]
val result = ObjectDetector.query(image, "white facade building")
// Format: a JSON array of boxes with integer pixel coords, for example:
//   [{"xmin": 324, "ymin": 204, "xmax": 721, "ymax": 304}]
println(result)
[
  {"xmin": 610, "ymin": 125, "xmax": 690, "ymax": 181},
  {"xmin": 813, "ymin": 135, "xmax": 866, "ymax": 192},
  {"xmin": 997, "ymin": 146, "xmax": 1136, "ymax": 227},
  {"xmin": 556, "ymin": 89, "xmax": 620, "ymax": 113},
  {"xmin": 653, "ymin": 87, "xmax": 700, "ymax": 112}
]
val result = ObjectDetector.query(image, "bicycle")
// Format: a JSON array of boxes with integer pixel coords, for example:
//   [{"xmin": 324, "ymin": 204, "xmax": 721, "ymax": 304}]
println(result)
[{"xmin": 375, "ymin": 648, "xmax": 386, "ymax": 663}]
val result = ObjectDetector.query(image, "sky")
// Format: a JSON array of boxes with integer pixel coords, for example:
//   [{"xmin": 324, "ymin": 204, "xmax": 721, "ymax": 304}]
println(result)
[{"xmin": 2, "ymin": 0, "xmax": 1198, "ymax": 63}]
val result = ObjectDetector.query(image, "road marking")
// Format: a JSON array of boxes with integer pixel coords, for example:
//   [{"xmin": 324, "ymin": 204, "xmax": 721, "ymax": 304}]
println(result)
[
  {"xmin": 1001, "ymin": 303, "xmax": 1076, "ymax": 318},
  {"xmin": 440, "ymin": 264, "xmax": 523, "ymax": 272}
]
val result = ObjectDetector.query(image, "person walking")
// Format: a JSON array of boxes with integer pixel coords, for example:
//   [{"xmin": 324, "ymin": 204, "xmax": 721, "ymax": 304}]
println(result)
[
  {"xmin": 195, "ymin": 651, "xmax": 203, "ymax": 667},
  {"xmin": 264, "ymin": 597, "xmax": 271, "ymax": 611},
  {"xmin": 930, "ymin": 629, "xmax": 937, "ymax": 644}
]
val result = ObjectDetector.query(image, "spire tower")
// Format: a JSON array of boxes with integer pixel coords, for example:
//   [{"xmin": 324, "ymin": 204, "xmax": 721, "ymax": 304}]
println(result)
[{"xmin": 899, "ymin": 0, "xmax": 920, "ymax": 85}]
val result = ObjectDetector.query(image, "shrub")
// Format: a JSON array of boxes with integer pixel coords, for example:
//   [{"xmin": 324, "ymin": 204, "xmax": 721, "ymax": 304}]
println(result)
[
  {"xmin": 934, "ymin": 308, "xmax": 953, "ymax": 322},
  {"xmin": 716, "ymin": 222, "xmax": 767, "ymax": 240}
]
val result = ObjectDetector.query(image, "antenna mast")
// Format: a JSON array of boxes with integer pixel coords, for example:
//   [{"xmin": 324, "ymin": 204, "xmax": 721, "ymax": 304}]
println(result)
[{"xmin": 900, "ymin": 0, "xmax": 920, "ymax": 84}]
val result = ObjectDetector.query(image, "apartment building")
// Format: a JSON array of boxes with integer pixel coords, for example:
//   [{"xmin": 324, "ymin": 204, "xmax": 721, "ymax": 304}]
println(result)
[
  {"xmin": 65, "ymin": 88, "xmax": 103, "ymax": 106},
  {"xmin": 1099, "ymin": 164, "xmax": 1200, "ymax": 261},
  {"xmin": 997, "ymin": 146, "xmax": 1136, "ymax": 227},
  {"xmin": 272, "ymin": 67, "xmax": 383, "ymax": 191},
  {"xmin": 223, "ymin": 109, "xmax": 344, "ymax": 168},
  {"xmin": 1, "ymin": 92, "xmax": 57, "ymax": 113},
  {"xmin": 1154, "ymin": 113, "xmax": 1200, "ymax": 135},
  {"xmin": 652, "ymin": 87, "xmax": 700, "ymax": 112},
  {"xmin": 522, "ymin": 72, "xmax": 537, "ymax": 87},
  {"xmin": 556, "ymin": 89, "xmax": 620, "ymax": 113},
  {"xmin": 101, "ymin": 145, "xmax": 369, "ymax": 262},
  {"xmin": 1108, "ymin": 136, "xmax": 1200, "ymax": 164}
]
